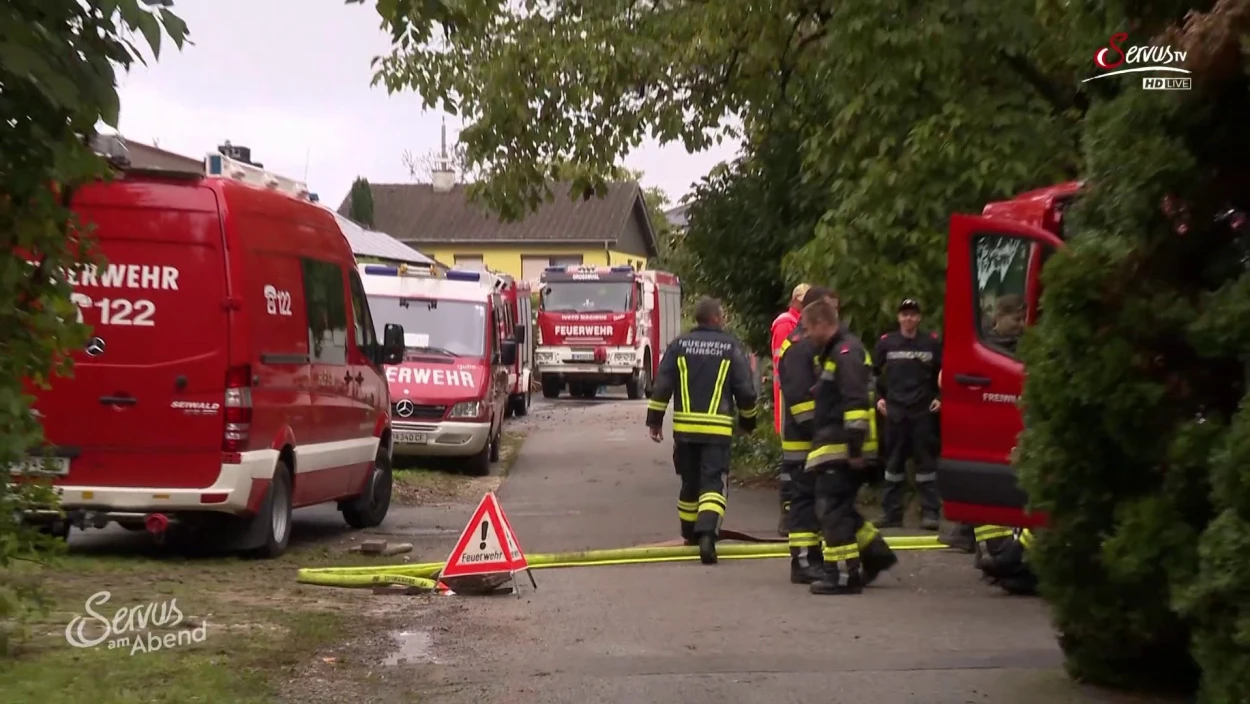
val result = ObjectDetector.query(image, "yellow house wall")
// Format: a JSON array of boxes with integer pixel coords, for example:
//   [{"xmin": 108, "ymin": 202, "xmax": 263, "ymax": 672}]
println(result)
[{"xmin": 417, "ymin": 244, "xmax": 650, "ymax": 279}]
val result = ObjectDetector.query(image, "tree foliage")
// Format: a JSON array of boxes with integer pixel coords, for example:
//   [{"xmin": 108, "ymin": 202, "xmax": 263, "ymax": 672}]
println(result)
[
  {"xmin": 347, "ymin": 176, "xmax": 375, "ymax": 226},
  {"xmin": 0, "ymin": 0, "xmax": 188, "ymax": 650}
]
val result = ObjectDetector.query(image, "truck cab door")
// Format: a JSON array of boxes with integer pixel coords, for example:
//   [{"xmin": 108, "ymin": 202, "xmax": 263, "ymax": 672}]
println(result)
[{"xmin": 938, "ymin": 213, "xmax": 1063, "ymax": 528}]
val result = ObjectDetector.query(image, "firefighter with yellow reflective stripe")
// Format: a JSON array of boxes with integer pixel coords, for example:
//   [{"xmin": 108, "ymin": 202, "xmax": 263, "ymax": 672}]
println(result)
[
  {"xmin": 973, "ymin": 524, "xmax": 1038, "ymax": 594},
  {"xmin": 799, "ymin": 297, "xmax": 897, "ymax": 594},
  {"xmin": 777, "ymin": 286, "xmax": 836, "ymax": 583},
  {"xmin": 646, "ymin": 297, "xmax": 758, "ymax": 565}
]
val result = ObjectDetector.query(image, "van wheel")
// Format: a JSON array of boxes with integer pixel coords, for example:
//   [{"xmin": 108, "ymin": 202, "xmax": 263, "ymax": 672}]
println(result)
[
  {"xmin": 489, "ymin": 424, "xmax": 502, "ymax": 463},
  {"xmin": 243, "ymin": 462, "xmax": 293, "ymax": 559},
  {"xmin": 342, "ymin": 445, "xmax": 393, "ymax": 529},
  {"xmin": 541, "ymin": 375, "xmax": 562, "ymax": 399},
  {"xmin": 466, "ymin": 436, "xmax": 492, "ymax": 477}
]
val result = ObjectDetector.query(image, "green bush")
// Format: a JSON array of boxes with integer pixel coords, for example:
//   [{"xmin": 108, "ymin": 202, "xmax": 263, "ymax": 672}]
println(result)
[{"xmin": 1016, "ymin": 43, "xmax": 1250, "ymax": 700}]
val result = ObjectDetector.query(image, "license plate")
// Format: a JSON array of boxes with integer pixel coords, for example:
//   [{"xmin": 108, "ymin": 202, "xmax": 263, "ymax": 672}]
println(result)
[
  {"xmin": 9, "ymin": 457, "xmax": 70, "ymax": 476},
  {"xmin": 570, "ymin": 351, "xmax": 595, "ymax": 362},
  {"xmin": 395, "ymin": 432, "xmax": 428, "ymax": 445}
]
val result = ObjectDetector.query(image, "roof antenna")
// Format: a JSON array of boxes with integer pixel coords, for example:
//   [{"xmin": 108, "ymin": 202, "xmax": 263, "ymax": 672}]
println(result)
[{"xmin": 432, "ymin": 116, "xmax": 456, "ymax": 193}]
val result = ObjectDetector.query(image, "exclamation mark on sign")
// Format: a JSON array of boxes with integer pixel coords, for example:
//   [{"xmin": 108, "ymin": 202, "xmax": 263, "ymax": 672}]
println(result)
[{"xmin": 479, "ymin": 520, "xmax": 488, "ymax": 550}]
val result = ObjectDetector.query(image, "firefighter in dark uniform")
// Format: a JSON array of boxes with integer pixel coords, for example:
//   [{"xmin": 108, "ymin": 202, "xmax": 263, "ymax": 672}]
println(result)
[
  {"xmin": 873, "ymin": 298, "xmax": 943, "ymax": 530},
  {"xmin": 776, "ymin": 287, "xmax": 833, "ymax": 583},
  {"xmin": 973, "ymin": 525, "xmax": 1038, "ymax": 594},
  {"xmin": 646, "ymin": 297, "xmax": 758, "ymax": 565},
  {"xmin": 799, "ymin": 297, "xmax": 898, "ymax": 594}
]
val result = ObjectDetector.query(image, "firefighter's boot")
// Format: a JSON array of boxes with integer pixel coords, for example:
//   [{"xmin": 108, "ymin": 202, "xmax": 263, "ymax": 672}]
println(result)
[
  {"xmin": 940, "ymin": 522, "xmax": 976, "ymax": 553},
  {"xmin": 699, "ymin": 533, "xmax": 718, "ymax": 565},
  {"xmin": 810, "ymin": 545, "xmax": 863, "ymax": 595},
  {"xmin": 860, "ymin": 536, "xmax": 898, "ymax": 586},
  {"xmin": 789, "ymin": 547, "xmax": 824, "ymax": 585}
]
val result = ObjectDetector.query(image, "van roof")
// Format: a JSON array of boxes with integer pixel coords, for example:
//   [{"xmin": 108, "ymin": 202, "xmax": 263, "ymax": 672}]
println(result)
[{"xmin": 359, "ymin": 266, "xmax": 493, "ymax": 304}]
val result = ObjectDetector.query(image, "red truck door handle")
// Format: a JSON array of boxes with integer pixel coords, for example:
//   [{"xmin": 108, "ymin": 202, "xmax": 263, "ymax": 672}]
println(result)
[{"xmin": 954, "ymin": 374, "xmax": 992, "ymax": 387}]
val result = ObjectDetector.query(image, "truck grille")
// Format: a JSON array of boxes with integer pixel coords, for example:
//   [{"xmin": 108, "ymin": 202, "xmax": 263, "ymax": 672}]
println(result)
[{"xmin": 392, "ymin": 402, "xmax": 446, "ymax": 420}]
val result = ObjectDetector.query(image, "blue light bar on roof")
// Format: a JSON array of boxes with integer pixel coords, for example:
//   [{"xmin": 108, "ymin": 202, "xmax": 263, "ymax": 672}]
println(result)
[
  {"xmin": 363, "ymin": 265, "xmax": 400, "ymax": 277},
  {"xmin": 544, "ymin": 266, "xmax": 564, "ymax": 272},
  {"xmin": 611, "ymin": 265, "xmax": 633, "ymax": 272},
  {"xmin": 445, "ymin": 269, "xmax": 482, "ymax": 282}
]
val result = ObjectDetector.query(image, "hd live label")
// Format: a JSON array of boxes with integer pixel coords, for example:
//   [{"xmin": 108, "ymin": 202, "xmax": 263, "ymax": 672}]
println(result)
[{"xmin": 1142, "ymin": 77, "xmax": 1191, "ymax": 90}]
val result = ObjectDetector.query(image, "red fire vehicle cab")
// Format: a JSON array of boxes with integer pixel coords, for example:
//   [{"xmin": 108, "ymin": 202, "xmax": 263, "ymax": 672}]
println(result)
[
  {"xmin": 938, "ymin": 181, "xmax": 1078, "ymax": 529},
  {"xmin": 358, "ymin": 264, "xmax": 519, "ymax": 476},
  {"xmin": 490, "ymin": 270, "xmax": 534, "ymax": 418},
  {"xmin": 535, "ymin": 265, "xmax": 682, "ymax": 400},
  {"xmin": 21, "ymin": 150, "xmax": 407, "ymax": 557}
]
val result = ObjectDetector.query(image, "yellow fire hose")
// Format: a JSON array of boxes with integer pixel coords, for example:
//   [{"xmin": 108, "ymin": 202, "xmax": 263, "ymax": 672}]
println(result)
[{"xmin": 296, "ymin": 535, "xmax": 949, "ymax": 592}]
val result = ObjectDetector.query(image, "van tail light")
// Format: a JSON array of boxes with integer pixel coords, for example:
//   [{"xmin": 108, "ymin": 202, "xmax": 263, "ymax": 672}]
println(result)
[
  {"xmin": 537, "ymin": 326, "xmax": 543, "ymax": 345},
  {"xmin": 223, "ymin": 364, "xmax": 253, "ymax": 457}
]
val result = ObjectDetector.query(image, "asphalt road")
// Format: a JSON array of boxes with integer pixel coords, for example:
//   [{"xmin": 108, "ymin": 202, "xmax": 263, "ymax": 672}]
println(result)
[
  {"xmin": 64, "ymin": 394, "xmax": 1175, "ymax": 703},
  {"xmin": 378, "ymin": 397, "xmax": 1173, "ymax": 704}
]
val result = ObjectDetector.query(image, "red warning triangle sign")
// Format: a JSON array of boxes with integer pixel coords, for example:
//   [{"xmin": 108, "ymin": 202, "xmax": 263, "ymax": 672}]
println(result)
[{"xmin": 441, "ymin": 492, "xmax": 529, "ymax": 579}]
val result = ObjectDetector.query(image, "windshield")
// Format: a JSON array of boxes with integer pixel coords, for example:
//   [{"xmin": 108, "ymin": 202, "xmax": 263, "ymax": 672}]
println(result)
[
  {"xmin": 541, "ymin": 281, "xmax": 632, "ymax": 313},
  {"xmin": 367, "ymin": 296, "xmax": 486, "ymax": 357}
]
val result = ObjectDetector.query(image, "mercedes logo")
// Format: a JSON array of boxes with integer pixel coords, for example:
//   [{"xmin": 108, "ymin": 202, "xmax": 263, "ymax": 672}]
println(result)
[
  {"xmin": 85, "ymin": 337, "xmax": 106, "ymax": 357},
  {"xmin": 395, "ymin": 399, "xmax": 414, "ymax": 418}
]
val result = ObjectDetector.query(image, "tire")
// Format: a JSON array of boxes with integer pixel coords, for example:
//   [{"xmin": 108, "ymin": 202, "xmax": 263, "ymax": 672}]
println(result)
[
  {"xmin": 541, "ymin": 375, "xmax": 562, "ymax": 399},
  {"xmin": 504, "ymin": 398, "xmax": 515, "ymax": 419},
  {"xmin": 465, "ymin": 435, "xmax": 492, "ymax": 476},
  {"xmin": 584, "ymin": 384, "xmax": 598, "ymax": 400},
  {"xmin": 39, "ymin": 520, "xmax": 71, "ymax": 541},
  {"xmin": 512, "ymin": 388, "xmax": 530, "ymax": 417},
  {"xmin": 626, "ymin": 364, "xmax": 649, "ymax": 400},
  {"xmin": 341, "ymin": 445, "xmax": 393, "ymax": 529},
  {"xmin": 489, "ymin": 424, "xmax": 502, "ymax": 463},
  {"xmin": 642, "ymin": 358, "xmax": 654, "ymax": 396},
  {"xmin": 244, "ymin": 461, "xmax": 293, "ymax": 559}
]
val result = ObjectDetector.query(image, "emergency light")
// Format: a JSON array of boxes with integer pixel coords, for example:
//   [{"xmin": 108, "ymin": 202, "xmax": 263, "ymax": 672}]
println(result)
[
  {"xmin": 206, "ymin": 152, "xmax": 311, "ymax": 201},
  {"xmin": 611, "ymin": 265, "xmax": 633, "ymax": 272},
  {"xmin": 362, "ymin": 263, "xmax": 436, "ymax": 279},
  {"xmin": 445, "ymin": 269, "xmax": 482, "ymax": 282}
]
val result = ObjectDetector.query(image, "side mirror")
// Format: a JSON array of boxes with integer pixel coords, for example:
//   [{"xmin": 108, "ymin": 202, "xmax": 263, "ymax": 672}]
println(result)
[
  {"xmin": 500, "ymin": 339, "xmax": 518, "ymax": 366},
  {"xmin": 381, "ymin": 323, "xmax": 405, "ymax": 365},
  {"xmin": 513, "ymin": 325, "xmax": 526, "ymax": 343}
]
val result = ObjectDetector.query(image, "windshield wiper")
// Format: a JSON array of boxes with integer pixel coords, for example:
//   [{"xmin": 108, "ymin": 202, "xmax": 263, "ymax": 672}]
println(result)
[{"xmin": 407, "ymin": 346, "xmax": 457, "ymax": 357}]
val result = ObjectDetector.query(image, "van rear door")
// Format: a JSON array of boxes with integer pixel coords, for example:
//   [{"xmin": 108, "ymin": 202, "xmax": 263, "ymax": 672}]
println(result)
[
  {"xmin": 938, "ymin": 214, "xmax": 1063, "ymax": 528},
  {"xmin": 34, "ymin": 179, "xmax": 230, "ymax": 489}
]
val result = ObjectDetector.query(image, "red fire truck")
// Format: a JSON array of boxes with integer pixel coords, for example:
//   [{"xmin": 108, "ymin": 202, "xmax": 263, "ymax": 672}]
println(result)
[
  {"xmin": 937, "ymin": 182, "xmax": 1077, "ymax": 529},
  {"xmin": 535, "ymin": 265, "xmax": 682, "ymax": 400},
  {"xmin": 489, "ymin": 269, "xmax": 535, "ymax": 417}
]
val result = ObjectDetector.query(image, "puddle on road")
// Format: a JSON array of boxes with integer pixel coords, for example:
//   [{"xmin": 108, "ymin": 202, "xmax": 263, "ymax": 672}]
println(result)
[{"xmin": 383, "ymin": 630, "xmax": 439, "ymax": 666}]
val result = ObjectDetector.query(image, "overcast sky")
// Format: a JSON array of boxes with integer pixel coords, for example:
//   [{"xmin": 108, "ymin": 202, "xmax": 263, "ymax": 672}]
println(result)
[{"xmin": 114, "ymin": 0, "xmax": 741, "ymax": 211}]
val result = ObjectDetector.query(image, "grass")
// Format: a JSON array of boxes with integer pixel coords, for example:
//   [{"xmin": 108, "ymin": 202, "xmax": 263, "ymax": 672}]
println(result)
[
  {"xmin": 0, "ymin": 545, "xmax": 398, "ymax": 704},
  {"xmin": 392, "ymin": 430, "xmax": 527, "ymax": 504}
]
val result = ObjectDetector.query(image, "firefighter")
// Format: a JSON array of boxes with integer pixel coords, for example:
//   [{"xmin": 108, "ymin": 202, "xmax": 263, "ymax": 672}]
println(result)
[
  {"xmin": 799, "ymin": 297, "xmax": 897, "ymax": 594},
  {"xmin": 646, "ymin": 296, "xmax": 758, "ymax": 565},
  {"xmin": 770, "ymin": 283, "xmax": 811, "ymax": 536},
  {"xmin": 874, "ymin": 298, "xmax": 943, "ymax": 530},
  {"xmin": 973, "ymin": 525, "xmax": 1038, "ymax": 594}
]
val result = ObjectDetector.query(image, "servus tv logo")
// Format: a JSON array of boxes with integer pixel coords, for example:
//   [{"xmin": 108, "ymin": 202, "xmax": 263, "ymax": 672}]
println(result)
[{"xmin": 1085, "ymin": 32, "xmax": 1192, "ymax": 90}]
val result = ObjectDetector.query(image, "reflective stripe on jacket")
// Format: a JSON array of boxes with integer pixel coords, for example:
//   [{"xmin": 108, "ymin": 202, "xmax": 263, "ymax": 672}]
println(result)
[{"xmin": 646, "ymin": 326, "xmax": 759, "ymax": 444}]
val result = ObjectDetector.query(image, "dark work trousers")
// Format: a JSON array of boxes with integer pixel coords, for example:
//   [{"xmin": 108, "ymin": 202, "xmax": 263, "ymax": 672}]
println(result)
[
  {"xmin": 785, "ymin": 462, "xmax": 821, "ymax": 567},
  {"xmin": 777, "ymin": 457, "xmax": 794, "ymax": 533},
  {"xmin": 814, "ymin": 464, "xmax": 866, "ymax": 588},
  {"xmin": 882, "ymin": 407, "xmax": 941, "ymax": 521},
  {"xmin": 674, "ymin": 441, "xmax": 731, "ymax": 540}
]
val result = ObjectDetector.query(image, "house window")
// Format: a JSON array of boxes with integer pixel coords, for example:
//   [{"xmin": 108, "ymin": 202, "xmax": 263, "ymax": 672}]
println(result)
[{"xmin": 454, "ymin": 254, "xmax": 485, "ymax": 270}]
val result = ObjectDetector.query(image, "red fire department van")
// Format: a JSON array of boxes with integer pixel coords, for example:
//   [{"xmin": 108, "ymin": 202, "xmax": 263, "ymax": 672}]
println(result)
[
  {"xmin": 535, "ymin": 265, "xmax": 682, "ymax": 400},
  {"xmin": 490, "ymin": 269, "xmax": 534, "ymax": 418},
  {"xmin": 938, "ymin": 181, "xmax": 1078, "ymax": 529},
  {"xmin": 358, "ymin": 264, "xmax": 519, "ymax": 476},
  {"xmin": 21, "ymin": 149, "xmax": 407, "ymax": 557}
]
